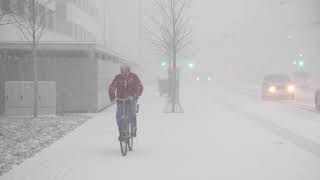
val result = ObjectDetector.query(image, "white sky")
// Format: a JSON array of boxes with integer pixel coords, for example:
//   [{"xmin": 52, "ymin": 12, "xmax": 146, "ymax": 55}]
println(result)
[{"xmin": 109, "ymin": 0, "xmax": 320, "ymax": 81}]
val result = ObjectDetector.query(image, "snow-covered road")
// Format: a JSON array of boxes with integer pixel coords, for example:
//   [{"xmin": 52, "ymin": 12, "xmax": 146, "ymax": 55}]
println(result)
[{"xmin": 1, "ymin": 83, "xmax": 320, "ymax": 180}]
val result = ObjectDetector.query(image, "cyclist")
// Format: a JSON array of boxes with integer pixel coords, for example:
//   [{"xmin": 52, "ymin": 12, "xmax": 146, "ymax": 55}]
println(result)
[{"xmin": 109, "ymin": 65, "xmax": 143, "ymax": 140}]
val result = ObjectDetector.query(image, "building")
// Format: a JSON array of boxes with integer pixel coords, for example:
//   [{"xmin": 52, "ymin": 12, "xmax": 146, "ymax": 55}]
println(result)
[
  {"xmin": 0, "ymin": 42, "xmax": 132, "ymax": 115},
  {"xmin": 0, "ymin": 0, "xmax": 107, "ymax": 43},
  {"xmin": 0, "ymin": 0, "xmax": 140, "ymax": 115}
]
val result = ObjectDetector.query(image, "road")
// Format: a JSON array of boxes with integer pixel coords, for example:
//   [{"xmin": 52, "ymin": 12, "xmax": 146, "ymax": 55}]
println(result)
[{"xmin": 1, "ymin": 83, "xmax": 320, "ymax": 180}]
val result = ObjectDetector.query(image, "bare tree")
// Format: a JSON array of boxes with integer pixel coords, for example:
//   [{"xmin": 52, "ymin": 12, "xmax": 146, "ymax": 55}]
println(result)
[
  {"xmin": 0, "ymin": 8, "xmax": 14, "ymax": 25},
  {"xmin": 147, "ymin": 0, "xmax": 192, "ymax": 113},
  {"xmin": 13, "ymin": 0, "xmax": 55, "ymax": 117},
  {"xmin": 0, "ymin": 1, "xmax": 23, "ymax": 25}
]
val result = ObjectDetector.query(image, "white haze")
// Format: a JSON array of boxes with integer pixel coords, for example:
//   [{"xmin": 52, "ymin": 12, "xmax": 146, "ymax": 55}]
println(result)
[
  {"xmin": 1, "ymin": 0, "xmax": 320, "ymax": 179},
  {"xmin": 140, "ymin": 0, "xmax": 320, "ymax": 83}
]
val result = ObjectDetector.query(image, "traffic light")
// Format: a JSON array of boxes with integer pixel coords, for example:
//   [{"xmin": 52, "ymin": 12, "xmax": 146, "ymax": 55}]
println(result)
[
  {"xmin": 161, "ymin": 61, "xmax": 167, "ymax": 67},
  {"xmin": 298, "ymin": 60, "xmax": 304, "ymax": 67},
  {"xmin": 292, "ymin": 60, "xmax": 305, "ymax": 68},
  {"xmin": 188, "ymin": 63, "xmax": 195, "ymax": 69}
]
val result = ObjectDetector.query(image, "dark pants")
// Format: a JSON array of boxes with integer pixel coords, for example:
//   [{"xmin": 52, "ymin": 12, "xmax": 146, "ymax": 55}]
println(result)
[{"xmin": 116, "ymin": 100, "xmax": 137, "ymax": 133}]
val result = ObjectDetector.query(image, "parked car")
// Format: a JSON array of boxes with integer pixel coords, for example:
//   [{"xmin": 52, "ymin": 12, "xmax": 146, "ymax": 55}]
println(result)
[
  {"xmin": 262, "ymin": 74, "xmax": 296, "ymax": 100},
  {"xmin": 315, "ymin": 90, "xmax": 320, "ymax": 111}
]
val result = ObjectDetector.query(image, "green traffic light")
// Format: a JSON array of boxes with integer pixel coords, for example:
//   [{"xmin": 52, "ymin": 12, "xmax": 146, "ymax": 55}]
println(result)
[
  {"xmin": 161, "ymin": 62, "xmax": 167, "ymax": 67},
  {"xmin": 298, "ymin": 60, "xmax": 304, "ymax": 67},
  {"xmin": 188, "ymin": 63, "xmax": 195, "ymax": 69}
]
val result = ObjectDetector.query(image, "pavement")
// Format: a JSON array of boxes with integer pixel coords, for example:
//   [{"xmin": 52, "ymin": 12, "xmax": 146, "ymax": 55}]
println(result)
[{"xmin": 1, "ymin": 83, "xmax": 320, "ymax": 180}]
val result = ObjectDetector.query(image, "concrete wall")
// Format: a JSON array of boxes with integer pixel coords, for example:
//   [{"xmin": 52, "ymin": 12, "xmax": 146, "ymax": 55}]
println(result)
[
  {"xmin": 97, "ymin": 58, "xmax": 121, "ymax": 111},
  {"xmin": 1, "ymin": 56, "xmax": 98, "ymax": 114},
  {"xmin": 54, "ymin": 58, "xmax": 98, "ymax": 113},
  {"xmin": 5, "ymin": 81, "xmax": 56, "ymax": 116},
  {"xmin": 0, "ymin": 63, "xmax": 5, "ymax": 114}
]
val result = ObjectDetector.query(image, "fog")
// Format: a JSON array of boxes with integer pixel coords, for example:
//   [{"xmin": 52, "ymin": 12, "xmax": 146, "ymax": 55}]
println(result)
[
  {"xmin": 0, "ymin": 0, "xmax": 320, "ymax": 179},
  {"xmin": 186, "ymin": 0, "xmax": 320, "ymax": 82},
  {"xmin": 129, "ymin": 0, "xmax": 319, "ymax": 83}
]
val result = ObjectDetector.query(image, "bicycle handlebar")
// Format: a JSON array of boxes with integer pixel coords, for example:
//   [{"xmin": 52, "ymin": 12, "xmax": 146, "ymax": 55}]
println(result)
[{"xmin": 114, "ymin": 97, "xmax": 132, "ymax": 102}]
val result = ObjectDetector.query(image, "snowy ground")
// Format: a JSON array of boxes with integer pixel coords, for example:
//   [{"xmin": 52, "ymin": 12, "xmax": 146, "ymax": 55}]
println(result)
[
  {"xmin": 0, "ymin": 115, "xmax": 90, "ymax": 175},
  {"xmin": 1, "ymin": 82, "xmax": 320, "ymax": 180}
]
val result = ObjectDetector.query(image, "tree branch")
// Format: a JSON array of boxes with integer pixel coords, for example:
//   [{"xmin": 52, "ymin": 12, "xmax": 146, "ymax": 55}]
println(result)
[
  {"xmin": 13, "ymin": 0, "xmax": 55, "ymax": 48},
  {"xmin": 148, "ymin": 0, "xmax": 192, "ymax": 59}
]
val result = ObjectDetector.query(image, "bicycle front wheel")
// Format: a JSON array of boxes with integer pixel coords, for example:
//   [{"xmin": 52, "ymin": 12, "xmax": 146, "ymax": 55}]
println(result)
[
  {"xmin": 120, "ymin": 140, "xmax": 128, "ymax": 156},
  {"xmin": 128, "ymin": 124, "xmax": 133, "ymax": 151}
]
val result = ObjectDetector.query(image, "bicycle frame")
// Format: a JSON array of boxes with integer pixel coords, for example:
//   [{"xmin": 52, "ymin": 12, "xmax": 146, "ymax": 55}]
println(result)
[
  {"xmin": 115, "ymin": 97, "xmax": 134, "ymax": 156},
  {"xmin": 116, "ymin": 98, "xmax": 131, "ymax": 132}
]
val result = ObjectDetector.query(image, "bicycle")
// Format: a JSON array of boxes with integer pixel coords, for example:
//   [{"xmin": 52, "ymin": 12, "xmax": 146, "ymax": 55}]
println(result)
[{"xmin": 115, "ymin": 97, "xmax": 135, "ymax": 156}]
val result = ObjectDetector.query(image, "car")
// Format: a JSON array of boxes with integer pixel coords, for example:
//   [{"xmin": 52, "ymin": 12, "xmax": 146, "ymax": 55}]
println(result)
[
  {"xmin": 193, "ymin": 74, "xmax": 213, "ymax": 82},
  {"xmin": 261, "ymin": 74, "xmax": 296, "ymax": 100},
  {"xmin": 315, "ymin": 90, "xmax": 320, "ymax": 111}
]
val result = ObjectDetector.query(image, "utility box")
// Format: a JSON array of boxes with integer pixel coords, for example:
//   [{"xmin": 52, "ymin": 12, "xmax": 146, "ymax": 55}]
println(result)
[
  {"xmin": 5, "ymin": 81, "xmax": 56, "ymax": 116},
  {"xmin": 158, "ymin": 78, "xmax": 169, "ymax": 96}
]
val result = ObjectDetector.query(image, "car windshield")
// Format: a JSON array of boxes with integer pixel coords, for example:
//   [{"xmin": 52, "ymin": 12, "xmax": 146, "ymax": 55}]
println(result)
[{"xmin": 265, "ymin": 75, "xmax": 290, "ymax": 83}]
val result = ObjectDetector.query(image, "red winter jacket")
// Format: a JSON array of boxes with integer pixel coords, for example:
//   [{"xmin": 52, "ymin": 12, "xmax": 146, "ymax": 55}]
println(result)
[{"xmin": 109, "ymin": 73, "xmax": 143, "ymax": 99}]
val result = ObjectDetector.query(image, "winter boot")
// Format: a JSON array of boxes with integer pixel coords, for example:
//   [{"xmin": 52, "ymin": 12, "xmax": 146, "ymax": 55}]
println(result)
[{"xmin": 131, "ymin": 127, "xmax": 137, "ymax": 137}]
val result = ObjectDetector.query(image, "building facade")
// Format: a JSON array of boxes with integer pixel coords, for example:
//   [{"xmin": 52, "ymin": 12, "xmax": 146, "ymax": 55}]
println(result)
[
  {"xmin": 0, "ymin": 0, "xmax": 107, "ymax": 44},
  {"xmin": 0, "ymin": 0, "xmax": 142, "ymax": 115}
]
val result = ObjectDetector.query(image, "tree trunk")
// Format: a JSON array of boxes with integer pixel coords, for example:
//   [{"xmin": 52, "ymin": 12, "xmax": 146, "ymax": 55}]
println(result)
[
  {"xmin": 171, "ymin": 47, "xmax": 177, "ymax": 113},
  {"xmin": 32, "ymin": 0, "xmax": 38, "ymax": 118},
  {"xmin": 33, "ymin": 48, "xmax": 38, "ymax": 117},
  {"xmin": 167, "ymin": 0, "xmax": 182, "ymax": 113}
]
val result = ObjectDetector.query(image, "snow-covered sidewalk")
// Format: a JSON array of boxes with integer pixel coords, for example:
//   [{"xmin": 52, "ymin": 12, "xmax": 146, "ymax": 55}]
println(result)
[
  {"xmin": 1, "ymin": 85, "xmax": 320, "ymax": 180},
  {"xmin": 0, "ymin": 115, "xmax": 90, "ymax": 175}
]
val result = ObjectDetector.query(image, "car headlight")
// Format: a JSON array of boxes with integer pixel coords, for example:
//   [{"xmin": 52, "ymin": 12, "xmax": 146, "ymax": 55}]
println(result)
[
  {"xmin": 288, "ymin": 85, "xmax": 295, "ymax": 93},
  {"xmin": 268, "ymin": 86, "xmax": 276, "ymax": 93}
]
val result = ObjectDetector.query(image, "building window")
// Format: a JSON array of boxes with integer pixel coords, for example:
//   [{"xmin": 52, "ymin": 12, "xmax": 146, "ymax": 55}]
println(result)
[
  {"xmin": 79, "ymin": 28, "xmax": 82, "ymax": 41},
  {"xmin": 1, "ymin": 0, "xmax": 11, "ymax": 12},
  {"xmin": 47, "ymin": 13, "xmax": 54, "ymax": 30},
  {"xmin": 71, "ymin": 0, "xmax": 99, "ymax": 18},
  {"xmin": 82, "ymin": 30, "xmax": 85, "ymax": 41},
  {"xmin": 76, "ymin": 25, "xmax": 80, "ymax": 40},
  {"xmin": 16, "ymin": 0, "xmax": 25, "ymax": 17},
  {"xmin": 72, "ymin": 23, "xmax": 77, "ymax": 40}
]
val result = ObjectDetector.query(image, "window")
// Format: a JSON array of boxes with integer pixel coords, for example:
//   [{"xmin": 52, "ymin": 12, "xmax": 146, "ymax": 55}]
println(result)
[
  {"xmin": 16, "ymin": 0, "xmax": 25, "ymax": 17},
  {"xmin": 47, "ymin": 13, "xmax": 54, "ymax": 29},
  {"xmin": 72, "ymin": 23, "xmax": 77, "ymax": 40},
  {"xmin": 1, "ymin": 0, "xmax": 11, "ymax": 12}
]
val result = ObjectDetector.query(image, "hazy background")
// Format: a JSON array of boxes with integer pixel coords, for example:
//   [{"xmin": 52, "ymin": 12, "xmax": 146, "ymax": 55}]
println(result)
[
  {"xmin": 136, "ymin": 0, "xmax": 320, "ymax": 83},
  {"xmin": 2, "ymin": 0, "xmax": 318, "ymax": 83}
]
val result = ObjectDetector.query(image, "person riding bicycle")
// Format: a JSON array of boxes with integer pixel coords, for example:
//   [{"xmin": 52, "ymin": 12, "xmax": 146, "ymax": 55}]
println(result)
[{"xmin": 109, "ymin": 65, "xmax": 143, "ymax": 140}]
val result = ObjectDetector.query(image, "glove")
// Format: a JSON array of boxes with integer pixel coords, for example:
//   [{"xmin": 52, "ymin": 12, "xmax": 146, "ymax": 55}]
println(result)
[{"xmin": 133, "ymin": 95, "xmax": 139, "ymax": 102}]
